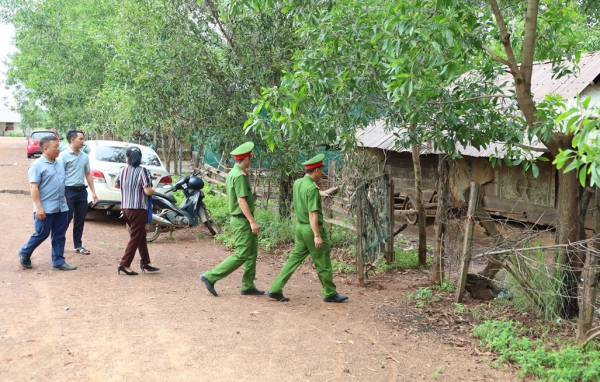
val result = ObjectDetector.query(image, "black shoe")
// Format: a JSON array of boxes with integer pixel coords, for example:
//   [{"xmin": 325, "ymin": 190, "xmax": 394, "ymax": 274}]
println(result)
[
  {"xmin": 19, "ymin": 252, "xmax": 32, "ymax": 269},
  {"xmin": 200, "ymin": 274, "xmax": 218, "ymax": 296},
  {"xmin": 241, "ymin": 288, "xmax": 265, "ymax": 296},
  {"xmin": 53, "ymin": 263, "xmax": 78, "ymax": 271},
  {"xmin": 118, "ymin": 265, "xmax": 138, "ymax": 276},
  {"xmin": 323, "ymin": 293, "xmax": 348, "ymax": 303},
  {"xmin": 140, "ymin": 264, "xmax": 160, "ymax": 273},
  {"xmin": 267, "ymin": 291, "xmax": 289, "ymax": 302}
]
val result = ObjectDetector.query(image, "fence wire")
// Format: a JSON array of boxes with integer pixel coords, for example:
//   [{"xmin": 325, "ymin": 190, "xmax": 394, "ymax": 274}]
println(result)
[{"xmin": 442, "ymin": 207, "xmax": 600, "ymax": 323}]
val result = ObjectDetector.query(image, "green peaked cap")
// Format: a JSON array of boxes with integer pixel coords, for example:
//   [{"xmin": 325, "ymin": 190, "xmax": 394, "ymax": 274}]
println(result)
[
  {"xmin": 301, "ymin": 153, "xmax": 325, "ymax": 167},
  {"xmin": 230, "ymin": 141, "xmax": 255, "ymax": 156}
]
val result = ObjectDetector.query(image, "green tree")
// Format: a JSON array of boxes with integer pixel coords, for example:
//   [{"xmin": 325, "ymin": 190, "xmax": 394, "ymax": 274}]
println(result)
[{"xmin": 245, "ymin": 0, "xmax": 600, "ymax": 308}]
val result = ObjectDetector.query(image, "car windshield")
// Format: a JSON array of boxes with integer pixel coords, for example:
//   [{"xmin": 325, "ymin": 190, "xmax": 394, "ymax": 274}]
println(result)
[
  {"xmin": 93, "ymin": 146, "xmax": 161, "ymax": 166},
  {"xmin": 31, "ymin": 131, "xmax": 56, "ymax": 140}
]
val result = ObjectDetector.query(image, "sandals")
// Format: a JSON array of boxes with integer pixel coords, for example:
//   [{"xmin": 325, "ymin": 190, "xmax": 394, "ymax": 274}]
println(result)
[{"xmin": 75, "ymin": 247, "xmax": 91, "ymax": 255}]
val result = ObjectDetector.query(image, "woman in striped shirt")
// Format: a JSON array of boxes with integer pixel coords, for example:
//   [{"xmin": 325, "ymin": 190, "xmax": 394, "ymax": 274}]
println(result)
[{"xmin": 114, "ymin": 146, "xmax": 159, "ymax": 275}]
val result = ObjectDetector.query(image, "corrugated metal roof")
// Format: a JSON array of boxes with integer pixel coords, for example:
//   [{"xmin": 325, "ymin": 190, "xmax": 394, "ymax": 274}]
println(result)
[
  {"xmin": 358, "ymin": 52, "xmax": 600, "ymax": 157},
  {"xmin": 499, "ymin": 51, "xmax": 600, "ymax": 102},
  {"xmin": 357, "ymin": 122, "xmax": 545, "ymax": 158},
  {"xmin": 356, "ymin": 120, "xmax": 444, "ymax": 154}
]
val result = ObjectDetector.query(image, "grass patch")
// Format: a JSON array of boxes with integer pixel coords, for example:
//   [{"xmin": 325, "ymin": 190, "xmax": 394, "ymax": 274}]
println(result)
[{"xmin": 473, "ymin": 320, "xmax": 600, "ymax": 381}]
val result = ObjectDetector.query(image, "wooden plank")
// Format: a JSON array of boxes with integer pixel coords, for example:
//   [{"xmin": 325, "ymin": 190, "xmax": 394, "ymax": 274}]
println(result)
[
  {"xmin": 357, "ymin": 191, "xmax": 364, "ymax": 287},
  {"xmin": 482, "ymin": 195, "xmax": 596, "ymax": 230},
  {"xmin": 456, "ymin": 182, "xmax": 481, "ymax": 303},
  {"xmin": 386, "ymin": 170, "xmax": 395, "ymax": 264},
  {"xmin": 324, "ymin": 218, "xmax": 357, "ymax": 232}
]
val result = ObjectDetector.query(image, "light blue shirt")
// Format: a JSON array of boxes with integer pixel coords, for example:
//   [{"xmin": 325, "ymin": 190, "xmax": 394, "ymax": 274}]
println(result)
[
  {"xmin": 57, "ymin": 147, "xmax": 90, "ymax": 186},
  {"xmin": 28, "ymin": 156, "xmax": 69, "ymax": 214}
]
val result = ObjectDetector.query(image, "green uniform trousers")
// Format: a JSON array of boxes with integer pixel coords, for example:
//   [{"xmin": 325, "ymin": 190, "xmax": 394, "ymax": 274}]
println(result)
[
  {"xmin": 204, "ymin": 217, "xmax": 258, "ymax": 291},
  {"xmin": 270, "ymin": 223, "xmax": 337, "ymax": 298}
]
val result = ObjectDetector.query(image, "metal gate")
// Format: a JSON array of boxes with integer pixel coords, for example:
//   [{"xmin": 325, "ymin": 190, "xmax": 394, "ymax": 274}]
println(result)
[{"xmin": 356, "ymin": 172, "xmax": 395, "ymax": 286}]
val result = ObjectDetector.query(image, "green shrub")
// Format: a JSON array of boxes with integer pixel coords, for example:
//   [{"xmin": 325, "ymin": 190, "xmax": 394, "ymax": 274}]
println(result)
[
  {"xmin": 473, "ymin": 320, "xmax": 600, "ymax": 381},
  {"xmin": 498, "ymin": 247, "xmax": 565, "ymax": 320},
  {"xmin": 331, "ymin": 258, "xmax": 357, "ymax": 274},
  {"xmin": 329, "ymin": 223, "xmax": 357, "ymax": 252}
]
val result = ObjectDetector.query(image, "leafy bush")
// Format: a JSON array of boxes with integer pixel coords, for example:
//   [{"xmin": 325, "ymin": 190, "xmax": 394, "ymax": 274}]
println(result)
[
  {"xmin": 498, "ymin": 247, "xmax": 566, "ymax": 320},
  {"xmin": 473, "ymin": 320, "xmax": 600, "ymax": 381},
  {"xmin": 331, "ymin": 258, "xmax": 357, "ymax": 274},
  {"xmin": 328, "ymin": 224, "xmax": 357, "ymax": 254}
]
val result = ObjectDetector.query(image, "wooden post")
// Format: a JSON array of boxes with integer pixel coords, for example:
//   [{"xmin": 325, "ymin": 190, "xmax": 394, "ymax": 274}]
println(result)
[
  {"xmin": 455, "ymin": 182, "xmax": 481, "ymax": 302},
  {"xmin": 432, "ymin": 155, "xmax": 449, "ymax": 285},
  {"xmin": 329, "ymin": 160, "xmax": 337, "ymax": 189},
  {"xmin": 577, "ymin": 246, "xmax": 599, "ymax": 344},
  {"xmin": 357, "ymin": 188, "xmax": 365, "ymax": 287},
  {"xmin": 385, "ymin": 167, "xmax": 395, "ymax": 264},
  {"xmin": 579, "ymin": 186, "xmax": 600, "ymax": 343}
]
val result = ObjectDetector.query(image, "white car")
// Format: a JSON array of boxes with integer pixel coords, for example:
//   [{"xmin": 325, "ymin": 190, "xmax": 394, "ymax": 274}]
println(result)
[{"xmin": 82, "ymin": 140, "xmax": 172, "ymax": 211}]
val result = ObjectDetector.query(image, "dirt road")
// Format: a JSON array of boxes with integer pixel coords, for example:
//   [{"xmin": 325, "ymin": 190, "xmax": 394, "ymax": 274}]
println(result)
[{"xmin": 0, "ymin": 137, "xmax": 518, "ymax": 381}]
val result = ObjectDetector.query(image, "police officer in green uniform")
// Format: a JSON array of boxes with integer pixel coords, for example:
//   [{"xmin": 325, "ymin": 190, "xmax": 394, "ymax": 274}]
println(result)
[
  {"xmin": 268, "ymin": 154, "xmax": 348, "ymax": 303},
  {"xmin": 200, "ymin": 142, "xmax": 264, "ymax": 296}
]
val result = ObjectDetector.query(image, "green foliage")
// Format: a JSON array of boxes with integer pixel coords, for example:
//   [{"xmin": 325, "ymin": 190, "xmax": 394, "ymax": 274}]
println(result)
[
  {"xmin": 377, "ymin": 240, "xmax": 432, "ymax": 272},
  {"xmin": 253, "ymin": 208, "xmax": 295, "ymax": 251},
  {"xmin": 433, "ymin": 278, "xmax": 456, "ymax": 292},
  {"xmin": 331, "ymin": 259, "xmax": 357, "ymax": 274},
  {"xmin": 246, "ymin": 0, "xmax": 516, "ymax": 157},
  {"xmin": 552, "ymin": 95, "xmax": 600, "ymax": 187},
  {"xmin": 328, "ymin": 224, "xmax": 357, "ymax": 255},
  {"xmin": 202, "ymin": 188, "xmax": 230, "ymax": 227},
  {"xmin": 498, "ymin": 248, "xmax": 565, "ymax": 321},
  {"xmin": 407, "ymin": 287, "xmax": 439, "ymax": 307},
  {"xmin": 205, "ymin": 192, "xmax": 295, "ymax": 251},
  {"xmin": 473, "ymin": 320, "xmax": 600, "ymax": 381}
]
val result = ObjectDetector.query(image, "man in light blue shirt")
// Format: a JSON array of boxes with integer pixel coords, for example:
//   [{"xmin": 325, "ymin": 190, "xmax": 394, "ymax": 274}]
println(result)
[
  {"xmin": 19, "ymin": 135, "xmax": 77, "ymax": 271},
  {"xmin": 57, "ymin": 130, "xmax": 97, "ymax": 255}
]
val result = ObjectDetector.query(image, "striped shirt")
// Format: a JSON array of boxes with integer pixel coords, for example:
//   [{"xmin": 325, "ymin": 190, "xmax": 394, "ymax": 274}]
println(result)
[{"xmin": 115, "ymin": 165, "xmax": 152, "ymax": 210}]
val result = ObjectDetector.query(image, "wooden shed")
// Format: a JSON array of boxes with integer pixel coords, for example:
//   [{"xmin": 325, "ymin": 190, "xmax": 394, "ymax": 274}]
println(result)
[{"xmin": 357, "ymin": 51, "xmax": 600, "ymax": 230}]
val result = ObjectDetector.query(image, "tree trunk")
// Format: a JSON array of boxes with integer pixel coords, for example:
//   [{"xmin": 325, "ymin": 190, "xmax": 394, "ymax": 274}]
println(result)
[
  {"xmin": 431, "ymin": 155, "xmax": 448, "ymax": 285},
  {"xmin": 278, "ymin": 172, "xmax": 292, "ymax": 217},
  {"xmin": 557, "ymin": 167, "xmax": 581, "ymax": 318},
  {"xmin": 411, "ymin": 142, "xmax": 427, "ymax": 267}
]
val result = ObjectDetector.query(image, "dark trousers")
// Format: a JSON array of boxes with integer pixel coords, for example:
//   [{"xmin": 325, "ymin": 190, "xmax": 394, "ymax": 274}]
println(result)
[
  {"xmin": 65, "ymin": 188, "xmax": 88, "ymax": 249},
  {"xmin": 20, "ymin": 211, "xmax": 68, "ymax": 266},
  {"xmin": 120, "ymin": 209, "xmax": 151, "ymax": 267}
]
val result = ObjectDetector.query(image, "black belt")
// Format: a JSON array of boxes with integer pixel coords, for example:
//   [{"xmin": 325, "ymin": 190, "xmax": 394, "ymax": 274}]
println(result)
[
  {"xmin": 66, "ymin": 185, "xmax": 87, "ymax": 191},
  {"xmin": 231, "ymin": 214, "xmax": 247, "ymax": 219}
]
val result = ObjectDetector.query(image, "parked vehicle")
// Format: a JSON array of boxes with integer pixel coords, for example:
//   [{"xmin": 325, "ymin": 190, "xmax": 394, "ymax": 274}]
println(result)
[
  {"xmin": 26, "ymin": 129, "xmax": 60, "ymax": 158},
  {"xmin": 131, "ymin": 172, "xmax": 219, "ymax": 242},
  {"xmin": 83, "ymin": 140, "xmax": 172, "ymax": 211}
]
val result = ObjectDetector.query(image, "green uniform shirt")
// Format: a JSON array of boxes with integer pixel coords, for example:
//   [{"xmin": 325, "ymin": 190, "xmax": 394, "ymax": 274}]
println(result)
[
  {"xmin": 226, "ymin": 164, "xmax": 254, "ymax": 215},
  {"xmin": 293, "ymin": 175, "xmax": 323, "ymax": 225}
]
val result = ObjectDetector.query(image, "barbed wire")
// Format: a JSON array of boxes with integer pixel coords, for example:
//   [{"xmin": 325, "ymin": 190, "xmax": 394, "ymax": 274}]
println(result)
[{"xmin": 440, "ymin": 208, "xmax": 600, "ymax": 321}]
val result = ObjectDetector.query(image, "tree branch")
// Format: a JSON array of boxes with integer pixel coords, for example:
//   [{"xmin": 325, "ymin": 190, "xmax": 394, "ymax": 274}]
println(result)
[
  {"xmin": 521, "ymin": 0, "xmax": 540, "ymax": 83},
  {"xmin": 517, "ymin": 143, "xmax": 549, "ymax": 153},
  {"xmin": 487, "ymin": 0, "xmax": 522, "ymax": 76},
  {"xmin": 482, "ymin": 45, "xmax": 510, "ymax": 66},
  {"xmin": 425, "ymin": 94, "xmax": 512, "ymax": 106}
]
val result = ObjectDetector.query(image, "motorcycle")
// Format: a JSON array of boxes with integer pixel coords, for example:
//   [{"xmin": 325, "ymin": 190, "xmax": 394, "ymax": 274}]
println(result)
[{"xmin": 127, "ymin": 172, "xmax": 219, "ymax": 242}]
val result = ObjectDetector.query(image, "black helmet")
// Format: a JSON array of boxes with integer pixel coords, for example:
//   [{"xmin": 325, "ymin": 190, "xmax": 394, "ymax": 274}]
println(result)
[{"xmin": 188, "ymin": 176, "xmax": 204, "ymax": 190}]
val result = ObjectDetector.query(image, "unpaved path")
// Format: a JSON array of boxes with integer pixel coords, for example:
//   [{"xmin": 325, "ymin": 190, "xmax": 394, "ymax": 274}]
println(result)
[{"xmin": 0, "ymin": 137, "xmax": 519, "ymax": 381}]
